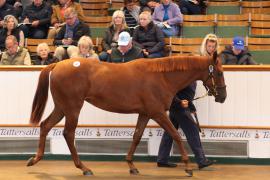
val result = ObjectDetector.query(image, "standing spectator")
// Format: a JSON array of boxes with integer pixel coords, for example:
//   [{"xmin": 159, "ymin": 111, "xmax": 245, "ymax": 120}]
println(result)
[
  {"xmin": 48, "ymin": 0, "xmax": 85, "ymax": 39},
  {"xmin": 0, "ymin": 0, "xmax": 19, "ymax": 28},
  {"xmin": 32, "ymin": 42, "xmax": 58, "ymax": 65},
  {"xmin": 108, "ymin": 31, "xmax": 143, "ymax": 63},
  {"xmin": 0, "ymin": 15, "xmax": 24, "ymax": 51},
  {"xmin": 99, "ymin": 10, "xmax": 129, "ymax": 61},
  {"xmin": 157, "ymin": 33, "xmax": 218, "ymax": 170},
  {"xmin": 121, "ymin": 0, "xmax": 140, "ymax": 33},
  {"xmin": 152, "ymin": 0, "xmax": 183, "ymax": 37},
  {"xmin": 20, "ymin": 0, "xmax": 52, "ymax": 39},
  {"xmin": 221, "ymin": 36, "xmax": 257, "ymax": 65},
  {"xmin": 53, "ymin": 7, "xmax": 90, "ymax": 60},
  {"xmin": 133, "ymin": 11, "xmax": 165, "ymax": 58},
  {"xmin": 0, "ymin": 35, "xmax": 31, "ymax": 65},
  {"xmin": 73, "ymin": 36, "xmax": 99, "ymax": 59},
  {"xmin": 139, "ymin": 0, "xmax": 160, "ymax": 13}
]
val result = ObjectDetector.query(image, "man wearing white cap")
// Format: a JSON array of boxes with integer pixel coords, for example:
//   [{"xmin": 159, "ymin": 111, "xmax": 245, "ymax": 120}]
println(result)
[
  {"xmin": 221, "ymin": 36, "xmax": 257, "ymax": 65},
  {"xmin": 108, "ymin": 31, "xmax": 143, "ymax": 63}
]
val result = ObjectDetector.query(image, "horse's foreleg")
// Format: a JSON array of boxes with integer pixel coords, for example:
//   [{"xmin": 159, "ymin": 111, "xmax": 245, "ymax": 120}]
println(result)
[
  {"xmin": 63, "ymin": 115, "xmax": 93, "ymax": 176},
  {"xmin": 155, "ymin": 113, "xmax": 193, "ymax": 177},
  {"xmin": 126, "ymin": 114, "xmax": 149, "ymax": 175},
  {"xmin": 27, "ymin": 107, "xmax": 64, "ymax": 167}
]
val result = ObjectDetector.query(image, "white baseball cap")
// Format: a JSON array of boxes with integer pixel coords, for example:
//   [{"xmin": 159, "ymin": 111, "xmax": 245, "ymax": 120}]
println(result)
[{"xmin": 118, "ymin": 31, "xmax": 131, "ymax": 46}]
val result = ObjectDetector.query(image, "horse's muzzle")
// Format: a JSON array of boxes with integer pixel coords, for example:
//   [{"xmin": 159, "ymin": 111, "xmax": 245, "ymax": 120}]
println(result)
[{"xmin": 215, "ymin": 86, "xmax": 227, "ymax": 103}]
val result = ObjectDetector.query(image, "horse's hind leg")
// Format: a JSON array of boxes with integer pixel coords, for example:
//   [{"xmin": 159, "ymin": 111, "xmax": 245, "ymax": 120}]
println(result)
[
  {"xmin": 63, "ymin": 113, "xmax": 93, "ymax": 176},
  {"xmin": 126, "ymin": 114, "xmax": 149, "ymax": 175},
  {"xmin": 155, "ymin": 112, "xmax": 193, "ymax": 177},
  {"xmin": 27, "ymin": 107, "xmax": 64, "ymax": 166}
]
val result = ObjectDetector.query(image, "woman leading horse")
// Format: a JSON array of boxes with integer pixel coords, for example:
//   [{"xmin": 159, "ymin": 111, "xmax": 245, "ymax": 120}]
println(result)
[{"xmin": 27, "ymin": 53, "xmax": 226, "ymax": 177}]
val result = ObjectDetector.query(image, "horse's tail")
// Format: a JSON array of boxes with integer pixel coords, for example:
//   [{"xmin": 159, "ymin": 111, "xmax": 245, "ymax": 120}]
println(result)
[{"xmin": 30, "ymin": 63, "xmax": 57, "ymax": 126}]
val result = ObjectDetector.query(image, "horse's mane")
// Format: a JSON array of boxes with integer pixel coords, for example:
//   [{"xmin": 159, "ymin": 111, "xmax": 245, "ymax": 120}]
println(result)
[{"xmin": 131, "ymin": 56, "xmax": 212, "ymax": 72}]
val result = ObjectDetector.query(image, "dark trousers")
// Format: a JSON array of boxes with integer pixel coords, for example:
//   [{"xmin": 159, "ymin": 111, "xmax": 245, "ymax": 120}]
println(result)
[
  {"xmin": 157, "ymin": 108, "xmax": 207, "ymax": 165},
  {"xmin": 20, "ymin": 25, "xmax": 47, "ymax": 39}
]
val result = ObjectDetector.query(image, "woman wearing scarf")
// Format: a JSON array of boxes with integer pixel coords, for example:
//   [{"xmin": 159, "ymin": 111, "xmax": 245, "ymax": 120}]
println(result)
[{"xmin": 152, "ymin": 0, "xmax": 183, "ymax": 37}]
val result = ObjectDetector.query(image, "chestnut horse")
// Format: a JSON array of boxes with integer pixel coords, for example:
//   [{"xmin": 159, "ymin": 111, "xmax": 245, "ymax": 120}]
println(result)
[{"xmin": 27, "ymin": 53, "xmax": 226, "ymax": 177}]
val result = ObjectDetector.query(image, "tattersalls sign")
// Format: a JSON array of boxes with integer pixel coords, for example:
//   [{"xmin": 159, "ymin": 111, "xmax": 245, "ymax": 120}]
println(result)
[{"xmin": 0, "ymin": 127, "xmax": 268, "ymax": 140}]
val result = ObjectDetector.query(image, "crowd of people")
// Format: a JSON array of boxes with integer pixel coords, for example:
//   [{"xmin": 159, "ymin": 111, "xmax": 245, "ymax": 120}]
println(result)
[{"xmin": 0, "ymin": 0, "xmax": 258, "ymax": 65}]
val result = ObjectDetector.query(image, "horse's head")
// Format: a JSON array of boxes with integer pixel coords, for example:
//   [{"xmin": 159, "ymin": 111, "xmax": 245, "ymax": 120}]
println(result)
[{"xmin": 203, "ymin": 52, "xmax": 227, "ymax": 103}]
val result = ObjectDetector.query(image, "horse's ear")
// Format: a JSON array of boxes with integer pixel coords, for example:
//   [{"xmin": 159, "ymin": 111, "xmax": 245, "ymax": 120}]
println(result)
[{"xmin": 213, "ymin": 51, "xmax": 218, "ymax": 64}]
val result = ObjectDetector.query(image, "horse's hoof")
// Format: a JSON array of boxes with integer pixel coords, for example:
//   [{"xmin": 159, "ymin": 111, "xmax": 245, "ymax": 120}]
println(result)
[
  {"xmin": 185, "ymin": 169, "xmax": 193, "ymax": 177},
  {"xmin": 129, "ymin": 168, "xmax": 139, "ymax": 175},
  {"xmin": 26, "ymin": 157, "xmax": 35, "ymax": 166},
  {"xmin": 83, "ymin": 170, "xmax": 94, "ymax": 176}
]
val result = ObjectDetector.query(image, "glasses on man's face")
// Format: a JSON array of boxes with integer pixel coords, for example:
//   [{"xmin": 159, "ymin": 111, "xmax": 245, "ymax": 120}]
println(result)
[{"xmin": 65, "ymin": 16, "xmax": 74, "ymax": 20}]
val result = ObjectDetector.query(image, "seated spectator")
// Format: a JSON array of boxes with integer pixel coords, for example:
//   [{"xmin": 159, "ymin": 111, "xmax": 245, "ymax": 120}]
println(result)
[
  {"xmin": 152, "ymin": 0, "xmax": 183, "ymax": 37},
  {"xmin": 20, "ymin": 0, "xmax": 52, "ymax": 39},
  {"xmin": 53, "ymin": 7, "xmax": 90, "ymax": 60},
  {"xmin": 133, "ymin": 11, "xmax": 165, "ymax": 58},
  {"xmin": 0, "ymin": 15, "xmax": 24, "ymax": 51},
  {"xmin": 179, "ymin": 0, "xmax": 206, "ymax": 15},
  {"xmin": 121, "ymin": 0, "xmax": 140, "ymax": 32},
  {"xmin": 139, "ymin": 0, "xmax": 160, "ymax": 13},
  {"xmin": 108, "ymin": 31, "xmax": 143, "ymax": 63},
  {"xmin": 74, "ymin": 36, "xmax": 99, "ymax": 59},
  {"xmin": 32, "ymin": 42, "xmax": 58, "ymax": 65},
  {"xmin": 6, "ymin": 0, "xmax": 23, "ymax": 17},
  {"xmin": 99, "ymin": 10, "xmax": 129, "ymax": 61},
  {"xmin": 0, "ymin": 35, "xmax": 31, "ymax": 65},
  {"xmin": 48, "ymin": 0, "xmax": 85, "ymax": 39},
  {"xmin": 221, "ymin": 36, "xmax": 257, "ymax": 65},
  {"xmin": 200, "ymin": 33, "xmax": 219, "ymax": 57},
  {"xmin": 0, "ymin": 0, "xmax": 19, "ymax": 28}
]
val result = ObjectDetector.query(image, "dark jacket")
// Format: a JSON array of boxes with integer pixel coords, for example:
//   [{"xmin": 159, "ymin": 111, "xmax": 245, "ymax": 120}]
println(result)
[
  {"xmin": 0, "ymin": 27, "xmax": 21, "ymax": 51},
  {"xmin": 54, "ymin": 21, "xmax": 90, "ymax": 46},
  {"xmin": 21, "ymin": 2, "xmax": 52, "ymax": 30},
  {"xmin": 132, "ymin": 22, "xmax": 165, "ymax": 54},
  {"xmin": 0, "ymin": 3, "xmax": 18, "ymax": 20},
  {"xmin": 170, "ymin": 82, "xmax": 197, "ymax": 112},
  {"xmin": 32, "ymin": 53, "xmax": 58, "ymax": 65},
  {"xmin": 101, "ymin": 25, "xmax": 130, "ymax": 51},
  {"xmin": 221, "ymin": 45, "xmax": 257, "ymax": 65},
  {"xmin": 109, "ymin": 45, "xmax": 143, "ymax": 63}
]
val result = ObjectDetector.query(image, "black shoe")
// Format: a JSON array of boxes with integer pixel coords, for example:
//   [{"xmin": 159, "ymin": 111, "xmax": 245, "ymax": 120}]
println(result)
[
  {"xmin": 198, "ymin": 160, "xmax": 213, "ymax": 170},
  {"xmin": 157, "ymin": 162, "xmax": 177, "ymax": 168}
]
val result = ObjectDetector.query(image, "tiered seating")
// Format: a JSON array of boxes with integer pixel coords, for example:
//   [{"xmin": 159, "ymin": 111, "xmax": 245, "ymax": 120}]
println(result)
[
  {"xmin": 110, "ymin": 0, "xmax": 124, "ymax": 9},
  {"xmin": 247, "ymin": 37, "xmax": 270, "ymax": 64},
  {"xmin": 181, "ymin": 15, "xmax": 215, "ymax": 38},
  {"xmin": 92, "ymin": 37, "xmax": 103, "ymax": 53},
  {"xmin": 25, "ymin": 38, "xmax": 55, "ymax": 54},
  {"xmin": 215, "ymin": 14, "xmax": 249, "ymax": 37},
  {"xmin": 165, "ymin": 37, "xmax": 203, "ymax": 56},
  {"xmin": 84, "ymin": 16, "xmax": 111, "ymax": 38},
  {"xmin": 250, "ymin": 14, "xmax": 270, "ymax": 37},
  {"xmin": 241, "ymin": 1, "xmax": 270, "ymax": 14},
  {"xmin": 80, "ymin": 0, "xmax": 109, "ymax": 16},
  {"xmin": 207, "ymin": 0, "xmax": 240, "ymax": 14}
]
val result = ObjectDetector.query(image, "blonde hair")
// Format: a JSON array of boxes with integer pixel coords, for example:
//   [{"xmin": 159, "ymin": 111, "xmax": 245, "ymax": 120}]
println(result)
[
  {"xmin": 78, "ymin": 36, "xmax": 94, "ymax": 54},
  {"xmin": 200, "ymin": 33, "xmax": 219, "ymax": 57},
  {"xmin": 3, "ymin": 15, "xmax": 18, "ymax": 28},
  {"xmin": 37, "ymin": 43, "xmax": 50, "ymax": 55},
  {"xmin": 112, "ymin": 10, "xmax": 127, "ymax": 27},
  {"xmin": 64, "ymin": 7, "xmax": 77, "ymax": 18},
  {"xmin": 139, "ymin": 11, "xmax": 152, "ymax": 22}
]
